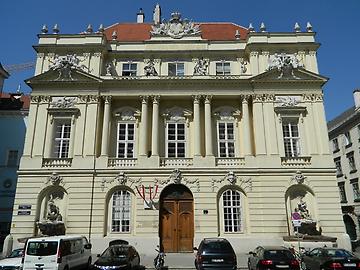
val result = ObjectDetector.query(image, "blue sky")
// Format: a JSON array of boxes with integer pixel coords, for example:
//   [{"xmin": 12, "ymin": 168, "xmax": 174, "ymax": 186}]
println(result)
[{"xmin": 1, "ymin": 0, "xmax": 359, "ymax": 120}]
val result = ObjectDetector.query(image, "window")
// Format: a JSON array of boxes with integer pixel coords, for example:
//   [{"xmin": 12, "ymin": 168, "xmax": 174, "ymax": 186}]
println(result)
[
  {"xmin": 216, "ymin": 62, "xmax": 231, "ymax": 75},
  {"xmin": 332, "ymin": 138, "xmax": 339, "ymax": 152},
  {"xmin": 282, "ymin": 121, "xmax": 300, "ymax": 157},
  {"xmin": 351, "ymin": 179, "xmax": 360, "ymax": 201},
  {"xmin": 168, "ymin": 63, "xmax": 184, "ymax": 76},
  {"xmin": 217, "ymin": 122, "xmax": 235, "ymax": 157},
  {"xmin": 116, "ymin": 123, "xmax": 135, "ymax": 158},
  {"xmin": 53, "ymin": 120, "xmax": 71, "ymax": 158},
  {"xmin": 222, "ymin": 189, "xmax": 242, "ymax": 232},
  {"xmin": 344, "ymin": 131, "xmax": 352, "ymax": 147},
  {"xmin": 6, "ymin": 150, "xmax": 19, "ymax": 167},
  {"xmin": 338, "ymin": 182, "xmax": 347, "ymax": 203},
  {"xmin": 111, "ymin": 190, "xmax": 131, "ymax": 233},
  {"xmin": 166, "ymin": 122, "xmax": 185, "ymax": 158},
  {"xmin": 122, "ymin": 63, "xmax": 137, "ymax": 76},
  {"xmin": 334, "ymin": 158, "xmax": 343, "ymax": 176},
  {"xmin": 347, "ymin": 152, "xmax": 357, "ymax": 172}
]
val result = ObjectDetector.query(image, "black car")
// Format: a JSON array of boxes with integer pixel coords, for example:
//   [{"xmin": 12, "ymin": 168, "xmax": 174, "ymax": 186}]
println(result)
[
  {"xmin": 92, "ymin": 244, "xmax": 140, "ymax": 270},
  {"xmin": 194, "ymin": 238, "xmax": 237, "ymax": 270},
  {"xmin": 248, "ymin": 246, "xmax": 300, "ymax": 270},
  {"xmin": 302, "ymin": 247, "xmax": 360, "ymax": 270}
]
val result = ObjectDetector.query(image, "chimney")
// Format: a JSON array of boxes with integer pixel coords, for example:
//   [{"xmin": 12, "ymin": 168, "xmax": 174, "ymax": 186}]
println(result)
[
  {"xmin": 137, "ymin": 8, "xmax": 145, "ymax": 23},
  {"xmin": 354, "ymin": 89, "xmax": 360, "ymax": 108},
  {"xmin": 153, "ymin": 4, "xmax": 161, "ymax": 25}
]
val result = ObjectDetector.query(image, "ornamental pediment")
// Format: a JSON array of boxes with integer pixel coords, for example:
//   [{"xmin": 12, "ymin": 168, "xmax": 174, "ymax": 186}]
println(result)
[
  {"xmin": 251, "ymin": 68, "xmax": 328, "ymax": 84},
  {"xmin": 25, "ymin": 67, "xmax": 102, "ymax": 86}
]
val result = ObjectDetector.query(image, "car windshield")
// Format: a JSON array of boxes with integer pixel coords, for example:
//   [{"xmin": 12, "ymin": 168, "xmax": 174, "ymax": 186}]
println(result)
[
  {"xmin": 203, "ymin": 241, "xmax": 233, "ymax": 253},
  {"xmin": 326, "ymin": 249, "xmax": 353, "ymax": 258},
  {"xmin": 102, "ymin": 246, "xmax": 129, "ymax": 258},
  {"xmin": 264, "ymin": 250, "xmax": 294, "ymax": 260},
  {"xmin": 8, "ymin": 249, "xmax": 23, "ymax": 258},
  {"xmin": 26, "ymin": 241, "xmax": 58, "ymax": 256}
]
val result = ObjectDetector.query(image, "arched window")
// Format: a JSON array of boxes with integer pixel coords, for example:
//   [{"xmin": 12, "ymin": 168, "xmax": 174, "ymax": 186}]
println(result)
[
  {"xmin": 111, "ymin": 190, "xmax": 131, "ymax": 233},
  {"xmin": 220, "ymin": 189, "xmax": 242, "ymax": 233}
]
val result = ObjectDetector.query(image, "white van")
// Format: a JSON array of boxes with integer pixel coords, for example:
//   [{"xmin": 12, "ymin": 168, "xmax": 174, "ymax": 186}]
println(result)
[{"xmin": 22, "ymin": 235, "xmax": 92, "ymax": 270}]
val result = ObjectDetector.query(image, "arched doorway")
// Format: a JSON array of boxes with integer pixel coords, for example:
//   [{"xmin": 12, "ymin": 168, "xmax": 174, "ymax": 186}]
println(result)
[
  {"xmin": 343, "ymin": 214, "xmax": 357, "ymax": 242},
  {"xmin": 159, "ymin": 184, "xmax": 194, "ymax": 253}
]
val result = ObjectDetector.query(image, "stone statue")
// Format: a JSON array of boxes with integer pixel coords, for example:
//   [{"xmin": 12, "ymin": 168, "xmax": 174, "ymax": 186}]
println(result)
[
  {"xmin": 268, "ymin": 53, "xmax": 303, "ymax": 79},
  {"xmin": 193, "ymin": 58, "xmax": 208, "ymax": 75},
  {"xmin": 49, "ymin": 54, "xmax": 89, "ymax": 81},
  {"xmin": 153, "ymin": 4, "xmax": 161, "ymax": 25},
  {"xmin": 144, "ymin": 59, "xmax": 158, "ymax": 76},
  {"xmin": 46, "ymin": 201, "xmax": 62, "ymax": 222}
]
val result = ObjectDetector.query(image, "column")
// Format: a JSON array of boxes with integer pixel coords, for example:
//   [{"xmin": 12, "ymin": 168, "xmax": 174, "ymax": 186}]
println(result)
[
  {"xmin": 204, "ymin": 95, "xmax": 213, "ymax": 156},
  {"xmin": 242, "ymin": 96, "xmax": 252, "ymax": 156},
  {"xmin": 252, "ymin": 94, "xmax": 266, "ymax": 155},
  {"xmin": 139, "ymin": 96, "xmax": 149, "ymax": 156},
  {"xmin": 101, "ymin": 96, "xmax": 111, "ymax": 156},
  {"xmin": 151, "ymin": 96, "xmax": 160, "ymax": 156},
  {"xmin": 249, "ymin": 51, "xmax": 259, "ymax": 75},
  {"xmin": 193, "ymin": 95, "xmax": 201, "ymax": 156}
]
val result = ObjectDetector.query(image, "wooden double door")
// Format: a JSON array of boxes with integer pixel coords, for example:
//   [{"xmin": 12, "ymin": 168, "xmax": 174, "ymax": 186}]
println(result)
[{"xmin": 159, "ymin": 185, "xmax": 194, "ymax": 252}]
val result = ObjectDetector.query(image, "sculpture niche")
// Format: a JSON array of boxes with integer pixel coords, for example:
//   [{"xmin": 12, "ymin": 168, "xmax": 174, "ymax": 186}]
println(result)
[
  {"xmin": 37, "ymin": 200, "xmax": 65, "ymax": 236},
  {"xmin": 293, "ymin": 197, "xmax": 321, "ymax": 236}
]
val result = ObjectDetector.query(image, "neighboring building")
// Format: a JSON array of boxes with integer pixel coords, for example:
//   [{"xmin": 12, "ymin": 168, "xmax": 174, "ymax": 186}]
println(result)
[
  {"xmin": 328, "ymin": 90, "xmax": 360, "ymax": 247},
  {"xmin": 0, "ymin": 71, "xmax": 29, "ymax": 251},
  {"xmin": 0, "ymin": 63, "xmax": 10, "ymax": 93},
  {"xmin": 11, "ymin": 6, "xmax": 348, "ymax": 254}
]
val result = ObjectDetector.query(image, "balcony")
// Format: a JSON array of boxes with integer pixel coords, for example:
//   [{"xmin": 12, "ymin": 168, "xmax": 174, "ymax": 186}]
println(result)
[
  {"xmin": 281, "ymin": 156, "xmax": 311, "ymax": 167},
  {"xmin": 216, "ymin": 157, "xmax": 245, "ymax": 167},
  {"xmin": 108, "ymin": 158, "xmax": 137, "ymax": 167},
  {"xmin": 160, "ymin": 158, "xmax": 193, "ymax": 167},
  {"xmin": 42, "ymin": 158, "xmax": 72, "ymax": 168}
]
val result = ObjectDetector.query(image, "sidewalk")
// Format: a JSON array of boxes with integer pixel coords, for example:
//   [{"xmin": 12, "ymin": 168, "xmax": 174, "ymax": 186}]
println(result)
[{"xmin": 140, "ymin": 252, "xmax": 249, "ymax": 269}]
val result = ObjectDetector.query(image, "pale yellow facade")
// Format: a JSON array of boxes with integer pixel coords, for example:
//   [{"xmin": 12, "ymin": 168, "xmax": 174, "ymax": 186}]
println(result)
[{"xmin": 10, "ymin": 13, "xmax": 349, "ymax": 254}]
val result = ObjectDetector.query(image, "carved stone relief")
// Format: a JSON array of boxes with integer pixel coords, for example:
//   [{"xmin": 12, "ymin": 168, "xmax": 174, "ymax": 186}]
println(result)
[
  {"xmin": 49, "ymin": 54, "xmax": 89, "ymax": 81},
  {"xmin": 155, "ymin": 169, "xmax": 200, "ymax": 192},
  {"xmin": 150, "ymin": 12, "xmax": 201, "ymax": 39},
  {"xmin": 45, "ymin": 172, "xmax": 64, "ymax": 186},
  {"xmin": 275, "ymin": 96, "xmax": 301, "ymax": 107},
  {"xmin": 51, "ymin": 97, "xmax": 77, "ymax": 108},
  {"xmin": 144, "ymin": 59, "xmax": 158, "ymax": 76},
  {"xmin": 268, "ymin": 53, "xmax": 304, "ymax": 79},
  {"xmin": 193, "ymin": 58, "xmax": 209, "ymax": 76},
  {"xmin": 101, "ymin": 172, "xmax": 141, "ymax": 191},
  {"xmin": 291, "ymin": 170, "xmax": 307, "ymax": 185},
  {"xmin": 212, "ymin": 171, "xmax": 252, "ymax": 192}
]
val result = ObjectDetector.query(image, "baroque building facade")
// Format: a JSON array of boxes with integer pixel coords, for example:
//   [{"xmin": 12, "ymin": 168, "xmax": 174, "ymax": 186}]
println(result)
[
  {"xmin": 11, "ymin": 7, "xmax": 349, "ymax": 253},
  {"xmin": 328, "ymin": 90, "xmax": 360, "ymax": 248}
]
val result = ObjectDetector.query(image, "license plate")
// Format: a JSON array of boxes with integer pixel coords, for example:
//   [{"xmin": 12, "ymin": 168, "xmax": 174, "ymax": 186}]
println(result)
[
  {"xmin": 276, "ymin": 265, "xmax": 289, "ymax": 268},
  {"xmin": 344, "ymin": 263, "xmax": 356, "ymax": 267},
  {"xmin": 212, "ymin": 259, "xmax": 224, "ymax": 262}
]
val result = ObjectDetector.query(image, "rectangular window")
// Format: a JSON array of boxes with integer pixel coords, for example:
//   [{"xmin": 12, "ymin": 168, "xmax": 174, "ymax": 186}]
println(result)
[
  {"xmin": 7, "ymin": 150, "xmax": 19, "ymax": 167},
  {"xmin": 282, "ymin": 121, "xmax": 300, "ymax": 157},
  {"xmin": 332, "ymin": 138, "xmax": 339, "ymax": 152},
  {"xmin": 334, "ymin": 158, "xmax": 343, "ymax": 176},
  {"xmin": 122, "ymin": 63, "xmax": 137, "ymax": 76},
  {"xmin": 217, "ymin": 122, "xmax": 235, "ymax": 157},
  {"xmin": 223, "ymin": 189, "xmax": 242, "ymax": 232},
  {"xmin": 216, "ymin": 62, "xmax": 231, "ymax": 75},
  {"xmin": 53, "ymin": 120, "xmax": 71, "ymax": 158},
  {"xmin": 166, "ymin": 122, "xmax": 185, "ymax": 158},
  {"xmin": 116, "ymin": 123, "xmax": 135, "ymax": 158},
  {"xmin": 338, "ymin": 182, "xmax": 347, "ymax": 203},
  {"xmin": 348, "ymin": 153, "xmax": 357, "ymax": 172},
  {"xmin": 112, "ymin": 190, "xmax": 131, "ymax": 233},
  {"xmin": 344, "ymin": 131, "xmax": 352, "ymax": 147},
  {"xmin": 168, "ymin": 63, "xmax": 184, "ymax": 76},
  {"xmin": 351, "ymin": 180, "xmax": 360, "ymax": 201}
]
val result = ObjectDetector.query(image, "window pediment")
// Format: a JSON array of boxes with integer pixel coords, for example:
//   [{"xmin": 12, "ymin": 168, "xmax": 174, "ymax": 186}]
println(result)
[
  {"xmin": 213, "ymin": 106, "xmax": 241, "ymax": 121},
  {"xmin": 113, "ymin": 107, "xmax": 140, "ymax": 122},
  {"xmin": 163, "ymin": 107, "xmax": 192, "ymax": 125}
]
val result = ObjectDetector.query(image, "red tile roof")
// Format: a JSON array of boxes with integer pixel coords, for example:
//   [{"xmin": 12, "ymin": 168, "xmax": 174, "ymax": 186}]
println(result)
[
  {"xmin": 0, "ymin": 93, "xmax": 30, "ymax": 110},
  {"xmin": 104, "ymin": 22, "xmax": 248, "ymax": 42}
]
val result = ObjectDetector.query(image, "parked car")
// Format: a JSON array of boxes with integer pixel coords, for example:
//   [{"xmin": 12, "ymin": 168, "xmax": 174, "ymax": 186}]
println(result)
[
  {"xmin": 92, "ymin": 243, "xmax": 140, "ymax": 270},
  {"xmin": 0, "ymin": 248, "xmax": 24, "ymax": 269},
  {"xmin": 302, "ymin": 247, "xmax": 360, "ymax": 270},
  {"xmin": 248, "ymin": 246, "xmax": 300, "ymax": 270},
  {"xmin": 194, "ymin": 238, "xmax": 237, "ymax": 270},
  {"xmin": 23, "ymin": 235, "xmax": 92, "ymax": 270}
]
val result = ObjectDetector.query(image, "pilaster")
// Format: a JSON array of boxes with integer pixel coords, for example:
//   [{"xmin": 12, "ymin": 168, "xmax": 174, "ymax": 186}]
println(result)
[
  {"xmin": 249, "ymin": 51, "xmax": 259, "ymax": 75},
  {"xmin": 252, "ymin": 94, "xmax": 266, "ymax": 155},
  {"xmin": 139, "ymin": 96, "xmax": 149, "ymax": 157},
  {"xmin": 204, "ymin": 95, "xmax": 214, "ymax": 157},
  {"xmin": 101, "ymin": 96, "xmax": 112, "ymax": 156},
  {"xmin": 151, "ymin": 95, "xmax": 160, "ymax": 156}
]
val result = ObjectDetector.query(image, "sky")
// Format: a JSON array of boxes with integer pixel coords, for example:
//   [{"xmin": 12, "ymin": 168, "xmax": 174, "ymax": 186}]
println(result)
[{"xmin": 1, "ymin": 0, "xmax": 359, "ymax": 121}]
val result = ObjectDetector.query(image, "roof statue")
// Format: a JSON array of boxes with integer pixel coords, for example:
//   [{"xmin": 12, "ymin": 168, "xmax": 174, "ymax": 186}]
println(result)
[
  {"xmin": 153, "ymin": 3, "xmax": 161, "ymax": 25},
  {"xmin": 150, "ymin": 11, "xmax": 201, "ymax": 39},
  {"xmin": 268, "ymin": 53, "xmax": 304, "ymax": 79}
]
